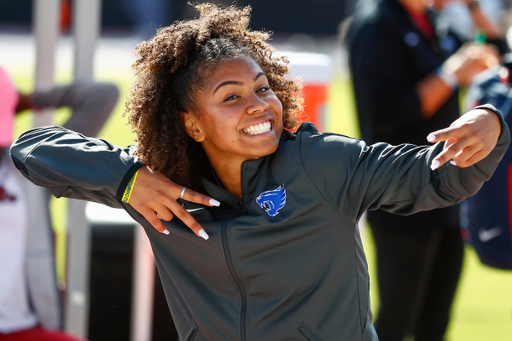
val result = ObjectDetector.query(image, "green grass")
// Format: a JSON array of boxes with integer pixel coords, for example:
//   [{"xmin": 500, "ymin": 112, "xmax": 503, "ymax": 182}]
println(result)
[{"xmin": 11, "ymin": 69, "xmax": 512, "ymax": 341}]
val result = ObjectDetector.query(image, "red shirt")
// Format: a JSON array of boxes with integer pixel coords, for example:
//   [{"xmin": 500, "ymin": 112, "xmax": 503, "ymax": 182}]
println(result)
[{"xmin": 406, "ymin": 9, "xmax": 435, "ymax": 40}]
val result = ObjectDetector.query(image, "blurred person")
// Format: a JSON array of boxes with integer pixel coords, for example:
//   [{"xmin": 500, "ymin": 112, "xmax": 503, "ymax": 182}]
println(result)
[
  {"xmin": 442, "ymin": 0, "xmax": 504, "ymax": 42},
  {"xmin": 462, "ymin": 54, "xmax": 512, "ymax": 271},
  {"xmin": 346, "ymin": 0, "xmax": 506, "ymax": 340},
  {"xmin": 122, "ymin": 0, "xmax": 170, "ymax": 41},
  {"xmin": 8, "ymin": 3, "xmax": 510, "ymax": 340},
  {"xmin": 462, "ymin": 55, "xmax": 512, "ymax": 321},
  {"xmin": 0, "ymin": 65, "xmax": 118, "ymax": 341}
]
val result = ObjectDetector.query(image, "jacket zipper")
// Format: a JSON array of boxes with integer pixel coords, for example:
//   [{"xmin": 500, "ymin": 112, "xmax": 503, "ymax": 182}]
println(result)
[{"xmin": 221, "ymin": 215, "xmax": 247, "ymax": 341}]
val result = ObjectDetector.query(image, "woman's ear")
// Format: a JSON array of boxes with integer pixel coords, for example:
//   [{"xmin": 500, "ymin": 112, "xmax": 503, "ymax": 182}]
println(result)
[{"xmin": 181, "ymin": 112, "xmax": 204, "ymax": 142}]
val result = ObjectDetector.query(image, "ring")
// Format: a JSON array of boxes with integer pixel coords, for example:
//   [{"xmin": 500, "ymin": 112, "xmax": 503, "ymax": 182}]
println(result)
[{"xmin": 180, "ymin": 186, "xmax": 186, "ymax": 200}]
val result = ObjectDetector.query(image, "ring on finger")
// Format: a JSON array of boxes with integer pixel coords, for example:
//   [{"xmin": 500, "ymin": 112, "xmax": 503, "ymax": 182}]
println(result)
[{"xmin": 180, "ymin": 186, "xmax": 186, "ymax": 200}]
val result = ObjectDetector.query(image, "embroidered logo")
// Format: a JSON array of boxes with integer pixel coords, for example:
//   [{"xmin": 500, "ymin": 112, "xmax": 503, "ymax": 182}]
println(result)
[{"xmin": 256, "ymin": 185, "xmax": 286, "ymax": 217}]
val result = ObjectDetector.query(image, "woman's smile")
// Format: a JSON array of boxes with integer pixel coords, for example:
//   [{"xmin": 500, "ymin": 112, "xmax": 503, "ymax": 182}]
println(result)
[{"xmin": 242, "ymin": 119, "xmax": 272, "ymax": 135}]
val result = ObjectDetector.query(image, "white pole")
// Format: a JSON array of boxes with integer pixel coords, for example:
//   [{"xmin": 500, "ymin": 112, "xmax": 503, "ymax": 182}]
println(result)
[
  {"xmin": 64, "ymin": 0, "xmax": 102, "ymax": 337},
  {"xmin": 64, "ymin": 201, "xmax": 91, "ymax": 337},
  {"xmin": 33, "ymin": 0, "xmax": 60, "ymax": 127},
  {"xmin": 130, "ymin": 226, "xmax": 155, "ymax": 341},
  {"xmin": 72, "ymin": 0, "xmax": 101, "ymax": 79}
]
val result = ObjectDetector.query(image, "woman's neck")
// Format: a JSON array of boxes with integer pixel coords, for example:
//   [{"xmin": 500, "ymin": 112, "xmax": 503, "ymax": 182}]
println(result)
[{"xmin": 210, "ymin": 158, "xmax": 243, "ymax": 198}]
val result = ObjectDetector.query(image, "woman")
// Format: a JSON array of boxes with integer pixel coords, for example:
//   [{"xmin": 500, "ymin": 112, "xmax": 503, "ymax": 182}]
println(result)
[{"xmin": 10, "ymin": 3, "xmax": 509, "ymax": 341}]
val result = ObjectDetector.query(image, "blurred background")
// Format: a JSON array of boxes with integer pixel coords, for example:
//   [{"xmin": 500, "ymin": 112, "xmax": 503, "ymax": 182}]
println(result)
[{"xmin": 1, "ymin": 0, "xmax": 511, "ymax": 340}]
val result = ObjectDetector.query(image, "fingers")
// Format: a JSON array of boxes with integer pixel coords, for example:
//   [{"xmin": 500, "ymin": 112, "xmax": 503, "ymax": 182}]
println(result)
[
  {"xmin": 142, "ymin": 201, "xmax": 210, "ymax": 240},
  {"xmin": 427, "ymin": 126, "xmax": 473, "ymax": 169},
  {"xmin": 167, "ymin": 200, "xmax": 210, "ymax": 240},
  {"xmin": 426, "ymin": 127, "xmax": 459, "ymax": 144},
  {"xmin": 428, "ymin": 133, "xmax": 479, "ymax": 170},
  {"xmin": 140, "ymin": 207, "xmax": 171, "ymax": 235},
  {"xmin": 181, "ymin": 186, "xmax": 221, "ymax": 207},
  {"xmin": 456, "ymin": 149, "xmax": 488, "ymax": 167}
]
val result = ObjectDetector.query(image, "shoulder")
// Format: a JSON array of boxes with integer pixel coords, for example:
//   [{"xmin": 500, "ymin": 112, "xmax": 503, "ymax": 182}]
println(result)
[{"xmin": 280, "ymin": 123, "xmax": 367, "ymax": 166}]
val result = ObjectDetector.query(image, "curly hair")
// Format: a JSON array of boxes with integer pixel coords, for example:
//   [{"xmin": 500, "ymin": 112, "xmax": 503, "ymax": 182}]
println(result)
[{"xmin": 123, "ymin": 2, "xmax": 304, "ymax": 191}]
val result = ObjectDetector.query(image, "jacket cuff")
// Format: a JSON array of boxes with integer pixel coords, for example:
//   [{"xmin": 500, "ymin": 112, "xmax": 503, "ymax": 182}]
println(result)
[{"xmin": 116, "ymin": 160, "xmax": 145, "ymax": 201}]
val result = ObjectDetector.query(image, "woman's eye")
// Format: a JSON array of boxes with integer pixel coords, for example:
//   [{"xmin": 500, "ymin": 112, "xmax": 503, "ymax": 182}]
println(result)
[
  {"xmin": 257, "ymin": 86, "xmax": 270, "ymax": 93},
  {"xmin": 225, "ymin": 95, "xmax": 238, "ymax": 101}
]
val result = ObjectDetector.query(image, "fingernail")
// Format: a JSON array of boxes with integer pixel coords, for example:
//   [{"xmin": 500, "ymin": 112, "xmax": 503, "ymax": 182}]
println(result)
[
  {"xmin": 431, "ymin": 160, "xmax": 440, "ymax": 170},
  {"xmin": 427, "ymin": 134, "xmax": 436, "ymax": 142},
  {"xmin": 163, "ymin": 229, "xmax": 170, "ymax": 235},
  {"xmin": 450, "ymin": 160, "xmax": 457, "ymax": 166},
  {"xmin": 198, "ymin": 229, "xmax": 209, "ymax": 240},
  {"xmin": 209, "ymin": 198, "xmax": 221, "ymax": 207}
]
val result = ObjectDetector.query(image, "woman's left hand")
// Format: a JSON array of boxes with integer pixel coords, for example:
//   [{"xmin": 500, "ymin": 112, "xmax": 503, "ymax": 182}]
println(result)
[{"xmin": 427, "ymin": 108, "xmax": 502, "ymax": 170}]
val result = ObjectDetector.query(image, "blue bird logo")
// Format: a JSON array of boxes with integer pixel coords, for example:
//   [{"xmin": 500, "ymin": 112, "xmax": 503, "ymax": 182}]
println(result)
[{"xmin": 256, "ymin": 185, "xmax": 286, "ymax": 217}]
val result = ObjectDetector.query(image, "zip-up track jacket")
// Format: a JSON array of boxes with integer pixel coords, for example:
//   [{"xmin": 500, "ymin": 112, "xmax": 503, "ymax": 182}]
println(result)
[{"xmin": 10, "ymin": 107, "xmax": 510, "ymax": 341}]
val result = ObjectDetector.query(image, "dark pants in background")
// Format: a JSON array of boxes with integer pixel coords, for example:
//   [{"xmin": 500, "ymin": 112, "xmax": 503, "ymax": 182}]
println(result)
[{"xmin": 368, "ymin": 208, "xmax": 464, "ymax": 341}]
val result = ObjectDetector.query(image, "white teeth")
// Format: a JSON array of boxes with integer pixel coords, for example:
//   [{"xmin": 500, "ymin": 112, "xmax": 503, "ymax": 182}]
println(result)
[{"xmin": 243, "ymin": 121, "xmax": 271, "ymax": 135}]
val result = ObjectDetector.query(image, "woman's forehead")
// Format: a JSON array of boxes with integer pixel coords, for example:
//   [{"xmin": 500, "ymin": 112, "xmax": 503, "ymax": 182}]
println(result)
[{"xmin": 206, "ymin": 57, "xmax": 265, "ymax": 86}]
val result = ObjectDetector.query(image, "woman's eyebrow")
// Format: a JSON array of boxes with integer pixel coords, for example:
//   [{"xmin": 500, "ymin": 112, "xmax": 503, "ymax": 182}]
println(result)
[
  {"xmin": 212, "ymin": 72, "xmax": 267, "ymax": 95},
  {"xmin": 254, "ymin": 72, "xmax": 265, "ymax": 81},
  {"xmin": 213, "ymin": 80, "xmax": 243, "ymax": 94}
]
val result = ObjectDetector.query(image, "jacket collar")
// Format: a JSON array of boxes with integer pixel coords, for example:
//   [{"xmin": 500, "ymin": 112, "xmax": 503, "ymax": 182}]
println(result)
[{"xmin": 199, "ymin": 127, "xmax": 302, "ymax": 206}]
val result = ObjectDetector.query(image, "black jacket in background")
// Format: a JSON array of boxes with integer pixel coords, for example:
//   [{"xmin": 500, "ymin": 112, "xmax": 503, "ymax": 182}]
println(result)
[{"xmin": 346, "ymin": 0, "xmax": 463, "ymax": 146}]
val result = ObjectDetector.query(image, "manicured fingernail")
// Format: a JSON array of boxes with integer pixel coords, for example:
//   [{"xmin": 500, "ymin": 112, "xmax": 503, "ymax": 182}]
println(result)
[
  {"xmin": 427, "ymin": 134, "xmax": 436, "ymax": 142},
  {"xmin": 209, "ymin": 198, "xmax": 220, "ymax": 207},
  {"xmin": 431, "ymin": 160, "xmax": 440, "ymax": 170},
  {"xmin": 163, "ymin": 229, "xmax": 170, "ymax": 235},
  {"xmin": 198, "ymin": 229, "xmax": 209, "ymax": 240},
  {"xmin": 450, "ymin": 160, "xmax": 457, "ymax": 166}
]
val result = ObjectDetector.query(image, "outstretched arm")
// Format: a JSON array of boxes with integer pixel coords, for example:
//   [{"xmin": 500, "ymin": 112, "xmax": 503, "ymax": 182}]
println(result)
[{"xmin": 10, "ymin": 126, "xmax": 218, "ymax": 239}]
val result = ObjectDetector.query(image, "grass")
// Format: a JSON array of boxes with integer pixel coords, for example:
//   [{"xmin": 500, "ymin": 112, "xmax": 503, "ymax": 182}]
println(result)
[{"xmin": 11, "ymin": 69, "xmax": 512, "ymax": 341}]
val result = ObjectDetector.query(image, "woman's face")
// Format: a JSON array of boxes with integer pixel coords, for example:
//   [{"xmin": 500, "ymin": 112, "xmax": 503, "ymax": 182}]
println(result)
[{"xmin": 183, "ymin": 57, "xmax": 284, "ymax": 165}]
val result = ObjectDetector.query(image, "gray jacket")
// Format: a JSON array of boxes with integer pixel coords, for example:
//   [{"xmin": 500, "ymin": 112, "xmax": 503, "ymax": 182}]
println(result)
[{"xmin": 10, "ymin": 105, "xmax": 509, "ymax": 340}]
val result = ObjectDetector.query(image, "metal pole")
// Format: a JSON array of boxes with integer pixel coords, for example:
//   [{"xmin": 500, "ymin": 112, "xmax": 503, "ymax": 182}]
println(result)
[
  {"xmin": 64, "ymin": 200, "xmax": 91, "ymax": 337},
  {"xmin": 64, "ymin": 0, "xmax": 102, "ymax": 336},
  {"xmin": 72, "ymin": 0, "xmax": 101, "ymax": 79},
  {"xmin": 130, "ymin": 226, "xmax": 155, "ymax": 341},
  {"xmin": 33, "ymin": 0, "xmax": 60, "ymax": 127}
]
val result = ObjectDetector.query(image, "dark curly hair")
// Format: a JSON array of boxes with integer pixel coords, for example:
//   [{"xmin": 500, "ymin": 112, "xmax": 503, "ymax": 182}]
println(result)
[{"xmin": 123, "ymin": 2, "xmax": 304, "ymax": 191}]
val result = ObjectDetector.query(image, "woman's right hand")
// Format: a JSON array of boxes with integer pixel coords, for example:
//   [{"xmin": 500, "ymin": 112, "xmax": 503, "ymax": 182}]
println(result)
[
  {"xmin": 128, "ymin": 165, "xmax": 220, "ymax": 240},
  {"xmin": 443, "ymin": 43, "xmax": 500, "ymax": 86}
]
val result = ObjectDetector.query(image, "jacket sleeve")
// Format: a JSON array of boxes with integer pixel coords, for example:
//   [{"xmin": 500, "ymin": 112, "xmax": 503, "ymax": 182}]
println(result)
[
  {"xmin": 30, "ymin": 81, "xmax": 119, "ymax": 137},
  {"xmin": 9, "ymin": 125, "xmax": 144, "ymax": 209},
  {"xmin": 300, "ymin": 107, "xmax": 511, "ymax": 223}
]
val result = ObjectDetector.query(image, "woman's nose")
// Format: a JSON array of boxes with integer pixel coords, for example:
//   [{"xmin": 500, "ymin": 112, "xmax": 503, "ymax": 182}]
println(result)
[{"xmin": 247, "ymin": 93, "xmax": 269, "ymax": 114}]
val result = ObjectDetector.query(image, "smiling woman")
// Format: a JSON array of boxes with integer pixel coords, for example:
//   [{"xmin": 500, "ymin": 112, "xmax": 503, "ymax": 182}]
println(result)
[
  {"xmin": 124, "ymin": 7, "xmax": 303, "ymax": 196},
  {"xmin": 8, "ymin": 2, "xmax": 510, "ymax": 341},
  {"xmin": 181, "ymin": 57, "xmax": 284, "ymax": 198}
]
